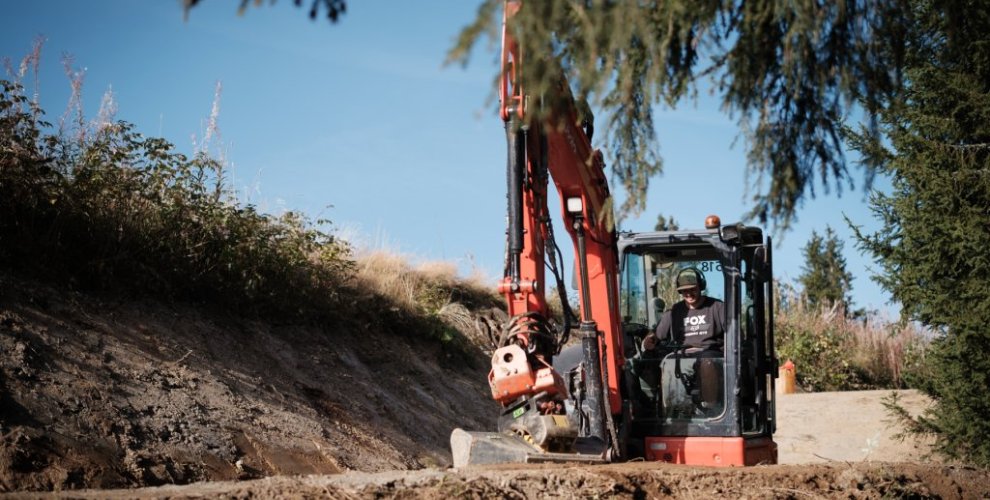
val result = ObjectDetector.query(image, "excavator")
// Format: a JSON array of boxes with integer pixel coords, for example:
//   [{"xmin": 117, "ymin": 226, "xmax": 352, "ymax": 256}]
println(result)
[{"xmin": 450, "ymin": 0, "xmax": 778, "ymax": 467}]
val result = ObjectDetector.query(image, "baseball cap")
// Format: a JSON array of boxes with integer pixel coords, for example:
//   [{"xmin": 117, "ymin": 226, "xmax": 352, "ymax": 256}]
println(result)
[{"xmin": 676, "ymin": 269, "xmax": 702, "ymax": 291}]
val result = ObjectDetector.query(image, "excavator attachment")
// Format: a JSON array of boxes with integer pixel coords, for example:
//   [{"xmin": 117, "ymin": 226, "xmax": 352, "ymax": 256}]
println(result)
[
  {"xmin": 450, "ymin": 429, "xmax": 607, "ymax": 467},
  {"xmin": 450, "ymin": 390, "xmax": 608, "ymax": 467}
]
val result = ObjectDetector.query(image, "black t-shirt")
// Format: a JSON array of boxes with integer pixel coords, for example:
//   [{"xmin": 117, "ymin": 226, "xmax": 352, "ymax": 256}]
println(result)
[{"xmin": 655, "ymin": 297, "xmax": 725, "ymax": 349}]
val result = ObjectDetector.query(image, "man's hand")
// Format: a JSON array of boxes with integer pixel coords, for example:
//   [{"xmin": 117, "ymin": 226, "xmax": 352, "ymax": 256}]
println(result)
[{"xmin": 641, "ymin": 333, "xmax": 658, "ymax": 351}]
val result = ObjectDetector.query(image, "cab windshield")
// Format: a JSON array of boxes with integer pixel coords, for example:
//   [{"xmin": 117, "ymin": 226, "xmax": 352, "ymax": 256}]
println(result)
[
  {"xmin": 620, "ymin": 246, "xmax": 725, "ymax": 330},
  {"xmin": 620, "ymin": 243, "xmax": 729, "ymax": 423}
]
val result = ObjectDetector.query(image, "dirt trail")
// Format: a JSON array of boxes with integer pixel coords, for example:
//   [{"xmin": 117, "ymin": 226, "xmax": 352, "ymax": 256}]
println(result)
[
  {"xmin": 0, "ymin": 272, "xmax": 496, "ymax": 491},
  {"xmin": 29, "ymin": 390, "xmax": 980, "ymax": 499},
  {"xmin": 13, "ymin": 461, "xmax": 990, "ymax": 499},
  {"xmin": 1, "ymin": 272, "xmax": 988, "ymax": 498},
  {"xmin": 775, "ymin": 389, "xmax": 934, "ymax": 464}
]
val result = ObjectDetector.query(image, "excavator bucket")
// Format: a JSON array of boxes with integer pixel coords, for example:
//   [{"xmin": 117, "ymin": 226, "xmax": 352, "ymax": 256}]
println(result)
[{"xmin": 450, "ymin": 429, "xmax": 608, "ymax": 467}]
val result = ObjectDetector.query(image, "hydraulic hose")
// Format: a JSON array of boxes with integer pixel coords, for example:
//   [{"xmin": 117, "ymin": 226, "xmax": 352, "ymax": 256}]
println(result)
[
  {"xmin": 506, "ymin": 115, "xmax": 525, "ymax": 284},
  {"xmin": 574, "ymin": 215, "xmax": 606, "ymax": 444}
]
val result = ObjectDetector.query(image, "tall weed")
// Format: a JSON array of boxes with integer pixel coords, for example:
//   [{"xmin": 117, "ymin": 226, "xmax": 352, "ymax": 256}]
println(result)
[
  {"xmin": 353, "ymin": 250, "xmax": 501, "ymax": 350},
  {"xmin": 0, "ymin": 79, "xmax": 351, "ymax": 318}
]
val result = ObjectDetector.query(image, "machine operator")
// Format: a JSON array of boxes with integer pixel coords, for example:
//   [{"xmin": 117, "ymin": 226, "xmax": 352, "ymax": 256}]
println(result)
[
  {"xmin": 640, "ymin": 267, "xmax": 726, "ymax": 415},
  {"xmin": 641, "ymin": 267, "xmax": 725, "ymax": 352}
]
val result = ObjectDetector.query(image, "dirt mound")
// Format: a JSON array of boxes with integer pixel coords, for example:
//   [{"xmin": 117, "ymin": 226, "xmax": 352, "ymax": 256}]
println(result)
[
  {"xmin": 0, "ymin": 273, "xmax": 496, "ymax": 491},
  {"xmin": 15, "ymin": 462, "xmax": 990, "ymax": 499}
]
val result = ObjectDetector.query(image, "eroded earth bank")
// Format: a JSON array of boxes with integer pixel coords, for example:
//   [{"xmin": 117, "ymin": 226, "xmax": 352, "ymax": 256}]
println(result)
[{"xmin": 2, "ymin": 273, "xmax": 988, "ymax": 498}]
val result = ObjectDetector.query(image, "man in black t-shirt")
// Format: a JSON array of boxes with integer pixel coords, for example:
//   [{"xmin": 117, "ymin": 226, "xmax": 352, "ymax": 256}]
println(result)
[
  {"xmin": 642, "ymin": 267, "xmax": 725, "ymax": 352},
  {"xmin": 639, "ymin": 267, "xmax": 725, "ymax": 415}
]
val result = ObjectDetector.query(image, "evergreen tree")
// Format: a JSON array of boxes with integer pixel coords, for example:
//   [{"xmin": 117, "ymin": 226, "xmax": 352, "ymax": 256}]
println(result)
[
  {"xmin": 194, "ymin": 0, "xmax": 918, "ymax": 229},
  {"xmin": 850, "ymin": 1, "xmax": 990, "ymax": 467},
  {"xmin": 451, "ymin": 1, "xmax": 908, "ymax": 224},
  {"xmin": 653, "ymin": 213, "xmax": 679, "ymax": 232},
  {"xmin": 183, "ymin": 0, "xmax": 346, "ymax": 23},
  {"xmin": 798, "ymin": 226, "xmax": 853, "ymax": 312}
]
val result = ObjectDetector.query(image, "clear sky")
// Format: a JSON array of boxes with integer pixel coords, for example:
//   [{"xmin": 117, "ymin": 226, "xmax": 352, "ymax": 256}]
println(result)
[{"xmin": 4, "ymin": 0, "xmax": 896, "ymax": 314}]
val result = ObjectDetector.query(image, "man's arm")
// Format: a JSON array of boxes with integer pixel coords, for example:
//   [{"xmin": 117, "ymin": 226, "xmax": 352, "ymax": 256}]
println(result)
[
  {"xmin": 715, "ymin": 299, "xmax": 726, "ymax": 335},
  {"xmin": 642, "ymin": 310, "xmax": 673, "ymax": 351}
]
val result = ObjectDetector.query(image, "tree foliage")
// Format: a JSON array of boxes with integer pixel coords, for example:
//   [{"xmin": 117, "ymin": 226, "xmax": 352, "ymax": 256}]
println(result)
[
  {"xmin": 653, "ymin": 213, "xmax": 679, "ymax": 232},
  {"xmin": 449, "ymin": 0, "xmax": 908, "ymax": 225},
  {"xmin": 183, "ymin": 0, "xmax": 908, "ymax": 227},
  {"xmin": 183, "ymin": 0, "xmax": 346, "ymax": 23},
  {"xmin": 797, "ymin": 226, "xmax": 853, "ymax": 312},
  {"xmin": 850, "ymin": 0, "xmax": 990, "ymax": 467}
]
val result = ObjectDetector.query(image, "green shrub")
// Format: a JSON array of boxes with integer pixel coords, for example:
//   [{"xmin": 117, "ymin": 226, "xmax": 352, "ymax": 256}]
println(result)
[
  {"xmin": 0, "ymin": 80, "xmax": 352, "ymax": 319},
  {"xmin": 776, "ymin": 317, "xmax": 852, "ymax": 391},
  {"xmin": 774, "ymin": 282, "xmax": 929, "ymax": 391}
]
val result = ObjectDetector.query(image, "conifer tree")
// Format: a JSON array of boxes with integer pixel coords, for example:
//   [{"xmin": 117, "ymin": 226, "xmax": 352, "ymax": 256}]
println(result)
[
  {"xmin": 653, "ymin": 213, "xmax": 679, "ymax": 232},
  {"xmin": 183, "ymin": 0, "xmax": 346, "ymax": 23},
  {"xmin": 850, "ymin": 1, "xmax": 990, "ymax": 467},
  {"xmin": 450, "ymin": 1, "xmax": 907, "ymax": 224},
  {"xmin": 193, "ymin": 0, "xmax": 913, "ymax": 228},
  {"xmin": 798, "ymin": 227, "xmax": 853, "ymax": 312}
]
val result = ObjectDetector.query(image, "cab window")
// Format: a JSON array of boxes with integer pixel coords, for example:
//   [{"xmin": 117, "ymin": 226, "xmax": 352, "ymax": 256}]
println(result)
[{"xmin": 620, "ymin": 253, "xmax": 649, "ymax": 326}]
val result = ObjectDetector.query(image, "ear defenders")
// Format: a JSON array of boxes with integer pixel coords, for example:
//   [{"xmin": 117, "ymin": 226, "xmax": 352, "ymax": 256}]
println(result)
[{"xmin": 675, "ymin": 267, "xmax": 707, "ymax": 292}]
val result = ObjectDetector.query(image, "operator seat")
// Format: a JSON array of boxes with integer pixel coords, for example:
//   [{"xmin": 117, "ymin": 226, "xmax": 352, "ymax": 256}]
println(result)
[{"xmin": 650, "ymin": 297, "xmax": 666, "ymax": 329}]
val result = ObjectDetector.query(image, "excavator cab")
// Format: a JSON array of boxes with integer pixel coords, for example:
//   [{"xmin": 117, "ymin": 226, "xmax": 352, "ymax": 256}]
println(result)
[{"xmin": 617, "ymin": 219, "xmax": 778, "ymax": 465}]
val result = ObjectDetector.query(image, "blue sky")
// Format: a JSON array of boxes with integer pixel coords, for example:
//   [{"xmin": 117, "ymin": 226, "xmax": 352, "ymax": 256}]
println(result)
[{"xmin": 4, "ymin": 1, "xmax": 896, "ymax": 314}]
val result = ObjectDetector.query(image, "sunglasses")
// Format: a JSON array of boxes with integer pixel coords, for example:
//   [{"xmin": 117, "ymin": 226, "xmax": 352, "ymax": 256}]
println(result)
[{"xmin": 678, "ymin": 288, "xmax": 700, "ymax": 296}]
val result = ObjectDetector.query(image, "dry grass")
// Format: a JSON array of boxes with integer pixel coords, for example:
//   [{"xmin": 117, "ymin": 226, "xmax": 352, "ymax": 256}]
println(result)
[
  {"xmin": 847, "ymin": 317, "xmax": 926, "ymax": 388},
  {"xmin": 354, "ymin": 250, "xmax": 423, "ymax": 309},
  {"xmin": 355, "ymin": 251, "xmax": 495, "ymax": 307},
  {"xmin": 352, "ymin": 250, "xmax": 502, "ymax": 350}
]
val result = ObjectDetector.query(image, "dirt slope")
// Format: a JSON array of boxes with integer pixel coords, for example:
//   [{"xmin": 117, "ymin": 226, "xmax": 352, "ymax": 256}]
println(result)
[
  {"xmin": 2, "ymin": 273, "xmax": 988, "ymax": 498},
  {"xmin": 0, "ymin": 272, "xmax": 497, "ymax": 491}
]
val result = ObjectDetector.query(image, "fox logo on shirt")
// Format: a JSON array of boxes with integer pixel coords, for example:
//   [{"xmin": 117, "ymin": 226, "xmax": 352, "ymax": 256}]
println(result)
[
  {"xmin": 653, "ymin": 297, "xmax": 725, "ymax": 348},
  {"xmin": 683, "ymin": 315, "xmax": 707, "ymax": 327}
]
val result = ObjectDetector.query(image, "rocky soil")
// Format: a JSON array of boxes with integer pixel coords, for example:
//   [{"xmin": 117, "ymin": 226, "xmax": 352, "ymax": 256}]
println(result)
[
  {"xmin": 9, "ymin": 462, "xmax": 990, "ymax": 499},
  {"xmin": 1, "ymin": 272, "xmax": 988, "ymax": 499}
]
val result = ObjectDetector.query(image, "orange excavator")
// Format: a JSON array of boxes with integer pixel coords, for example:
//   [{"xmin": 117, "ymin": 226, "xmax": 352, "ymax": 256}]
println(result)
[{"xmin": 451, "ymin": 0, "xmax": 778, "ymax": 467}]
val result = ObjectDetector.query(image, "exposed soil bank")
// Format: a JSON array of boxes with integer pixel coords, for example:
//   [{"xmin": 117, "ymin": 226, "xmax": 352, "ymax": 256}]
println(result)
[{"xmin": 3, "ymin": 273, "xmax": 987, "ymax": 498}]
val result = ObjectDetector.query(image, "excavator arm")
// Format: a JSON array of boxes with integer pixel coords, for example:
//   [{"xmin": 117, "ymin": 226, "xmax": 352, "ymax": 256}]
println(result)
[{"xmin": 488, "ymin": 0, "xmax": 623, "ymax": 452}]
